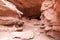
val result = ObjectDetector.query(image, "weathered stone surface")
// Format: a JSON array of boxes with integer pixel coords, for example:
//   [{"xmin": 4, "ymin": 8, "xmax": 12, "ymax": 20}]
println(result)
[
  {"xmin": 0, "ymin": 0, "xmax": 24, "ymax": 32},
  {"xmin": 41, "ymin": 0, "xmax": 60, "ymax": 40},
  {"xmin": 52, "ymin": 0, "xmax": 60, "ymax": 40},
  {"xmin": 53, "ymin": 0, "xmax": 60, "ymax": 31},
  {"xmin": 0, "ymin": 1, "xmax": 18, "ymax": 25},
  {"xmin": 8, "ymin": 0, "xmax": 43, "ymax": 19}
]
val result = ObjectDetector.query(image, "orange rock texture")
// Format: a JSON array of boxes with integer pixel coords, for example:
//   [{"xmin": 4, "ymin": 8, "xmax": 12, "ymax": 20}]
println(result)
[
  {"xmin": 40, "ymin": 0, "xmax": 60, "ymax": 40},
  {"xmin": 8, "ymin": 0, "xmax": 43, "ymax": 19},
  {"xmin": 0, "ymin": 0, "xmax": 24, "ymax": 28}
]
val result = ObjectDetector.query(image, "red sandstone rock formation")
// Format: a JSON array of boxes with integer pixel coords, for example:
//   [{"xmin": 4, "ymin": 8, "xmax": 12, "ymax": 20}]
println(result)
[
  {"xmin": 53, "ymin": 0, "xmax": 60, "ymax": 31},
  {"xmin": 8, "ymin": 0, "xmax": 43, "ymax": 19},
  {"xmin": 40, "ymin": 0, "xmax": 60, "ymax": 40},
  {"xmin": 0, "ymin": 0, "xmax": 24, "ymax": 31}
]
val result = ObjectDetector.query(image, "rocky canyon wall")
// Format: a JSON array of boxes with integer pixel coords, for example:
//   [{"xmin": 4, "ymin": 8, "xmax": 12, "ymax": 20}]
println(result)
[
  {"xmin": 0, "ymin": 0, "xmax": 24, "ymax": 32},
  {"xmin": 40, "ymin": 0, "xmax": 60, "ymax": 40},
  {"xmin": 0, "ymin": 0, "xmax": 60, "ymax": 40},
  {"xmin": 8, "ymin": 0, "xmax": 43, "ymax": 19}
]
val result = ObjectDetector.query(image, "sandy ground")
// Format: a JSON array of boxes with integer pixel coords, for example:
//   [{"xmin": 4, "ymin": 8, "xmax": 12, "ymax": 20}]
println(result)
[{"xmin": 0, "ymin": 18, "xmax": 54, "ymax": 40}]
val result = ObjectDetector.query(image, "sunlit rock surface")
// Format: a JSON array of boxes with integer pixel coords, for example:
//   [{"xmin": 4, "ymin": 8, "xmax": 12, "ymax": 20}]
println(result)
[
  {"xmin": 41, "ymin": 0, "xmax": 60, "ymax": 40},
  {"xmin": 0, "ymin": 0, "xmax": 24, "ymax": 32}
]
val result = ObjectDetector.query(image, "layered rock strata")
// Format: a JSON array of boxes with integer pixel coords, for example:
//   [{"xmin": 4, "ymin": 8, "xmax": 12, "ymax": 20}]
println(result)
[
  {"xmin": 0, "ymin": 0, "xmax": 24, "ymax": 32},
  {"xmin": 40, "ymin": 0, "xmax": 60, "ymax": 40}
]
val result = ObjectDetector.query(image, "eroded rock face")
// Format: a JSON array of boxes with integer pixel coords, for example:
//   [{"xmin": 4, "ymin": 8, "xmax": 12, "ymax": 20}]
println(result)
[
  {"xmin": 40, "ymin": 0, "xmax": 56, "ymax": 31},
  {"xmin": 40, "ymin": 0, "xmax": 60, "ymax": 40},
  {"xmin": 8, "ymin": 0, "xmax": 43, "ymax": 19},
  {"xmin": 0, "ymin": 0, "xmax": 24, "ymax": 32},
  {"xmin": 53, "ymin": 0, "xmax": 60, "ymax": 31},
  {"xmin": 52, "ymin": 0, "xmax": 60, "ymax": 40}
]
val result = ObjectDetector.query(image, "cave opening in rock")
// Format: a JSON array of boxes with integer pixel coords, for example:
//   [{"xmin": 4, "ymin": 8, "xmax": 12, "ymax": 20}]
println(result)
[{"xmin": 21, "ymin": 5, "xmax": 41, "ymax": 20}]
